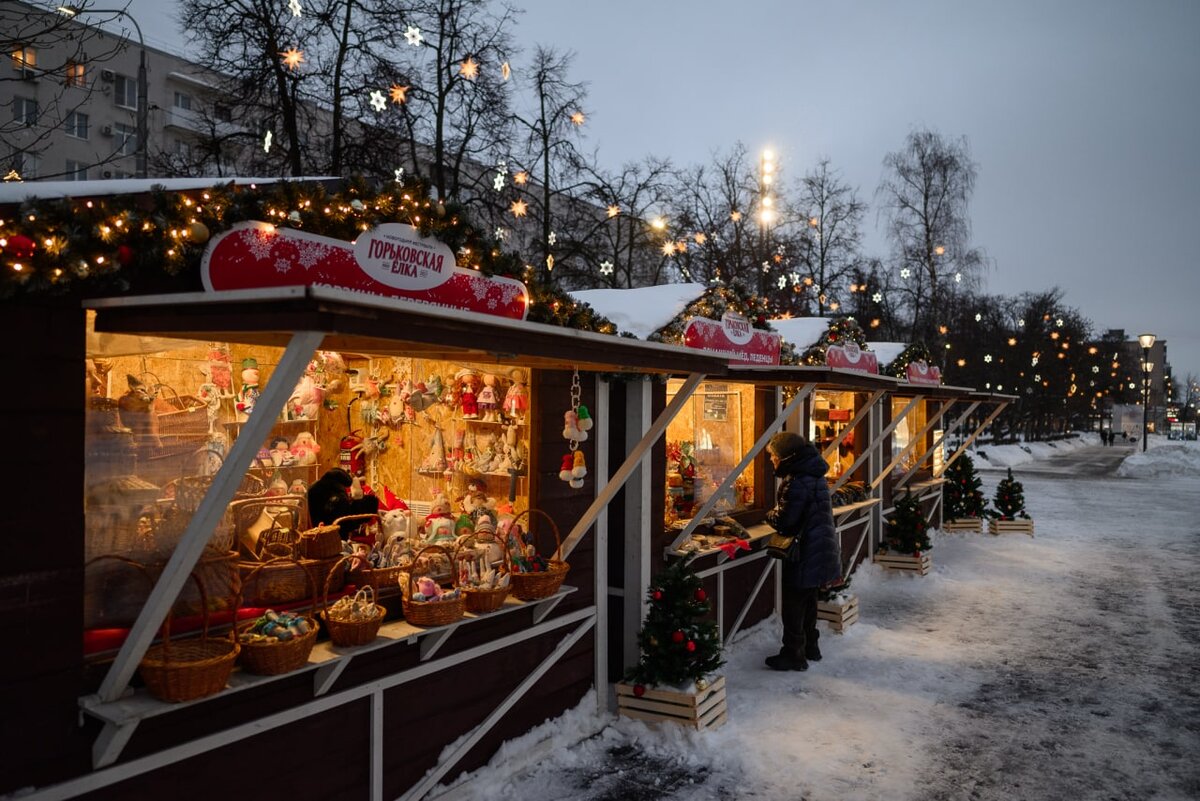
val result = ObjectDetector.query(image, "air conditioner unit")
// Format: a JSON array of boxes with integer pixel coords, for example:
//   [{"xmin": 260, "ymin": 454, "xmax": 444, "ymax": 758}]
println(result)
[
  {"xmin": 100, "ymin": 124, "xmax": 114, "ymax": 136},
  {"xmin": 100, "ymin": 69, "xmax": 115, "ymax": 82}
]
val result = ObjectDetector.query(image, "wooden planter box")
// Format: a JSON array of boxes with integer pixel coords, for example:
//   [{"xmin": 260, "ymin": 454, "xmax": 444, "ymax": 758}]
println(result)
[
  {"xmin": 615, "ymin": 674, "xmax": 727, "ymax": 731},
  {"xmin": 817, "ymin": 594, "xmax": 859, "ymax": 633},
  {"xmin": 873, "ymin": 551, "xmax": 933, "ymax": 576},
  {"xmin": 989, "ymin": 518, "xmax": 1035, "ymax": 537},
  {"xmin": 943, "ymin": 517, "xmax": 983, "ymax": 533}
]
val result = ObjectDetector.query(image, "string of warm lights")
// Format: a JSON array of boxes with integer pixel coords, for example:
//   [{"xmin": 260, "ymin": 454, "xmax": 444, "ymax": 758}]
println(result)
[{"xmin": 0, "ymin": 177, "xmax": 614, "ymax": 332}]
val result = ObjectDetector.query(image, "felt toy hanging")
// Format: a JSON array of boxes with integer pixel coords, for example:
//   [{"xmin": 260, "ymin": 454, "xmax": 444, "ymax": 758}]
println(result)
[{"xmin": 560, "ymin": 368, "xmax": 589, "ymax": 489}]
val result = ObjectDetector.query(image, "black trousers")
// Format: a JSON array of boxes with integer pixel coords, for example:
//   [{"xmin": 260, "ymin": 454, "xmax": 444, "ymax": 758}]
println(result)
[{"xmin": 781, "ymin": 583, "xmax": 819, "ymax": 654}]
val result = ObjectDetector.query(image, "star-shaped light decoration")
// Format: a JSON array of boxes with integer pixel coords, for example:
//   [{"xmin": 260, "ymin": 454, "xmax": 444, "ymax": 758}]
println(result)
[
  {"xmin": 974, "ymin": 313, "xmax": 983, "ymax": 322},
  {"xmin": 693, "ymin": 232, "xmax": 707, "ymax": 245},
  {"xmin": 501, "ymin": 61, "xmax": 511, "ymax": 81},
  {"xmin": 369, "ymin": 90, "xmax": 386, "ymax": 111},
  {"xmin": 570, "ymin": 111, "xmax": 585, "ymax": 126},
  {"xmin": 1018, "ymin": 318, "xmax": 1025, "ymax": 327},
  {"xmin": 404, "ymin": 26, "xmax": 423, "ymax": 46},
  {"xmin": 494, "ymin": 227, "xmax": 508, "ymax": 241},
  {"xmin": 546, "ymin": 254, "xmax": 554, "ymax": 270},
  {"xmin": 288, "ymin": 0, "xmax": 303, "ymax": 16},
  {"xmin": 280, "ymin": 48, "xmax": 304, "ymax": 70},
  {"xmin": 513, "ymin": 171, "xmax": 528, "ymax": 185},
  {"xmin": 493, "ymin": 172, "xmax": 506, "ymax": 191},
  {"xmin": 394, "ymin": 167, "xmax": 404, "ymax": 183},
  {"xmin": 872, "ymin": 292, "xmax": 882, "ymax": 302},
  {"xmin": 459, "ymin": 57, "xmax": 479, "ymax": 80},
  {"xmin": 730, "ymin": 210, "xmax": 742, "ymax": 222},
  {"xmin": 510, "ymin": 199, "xmax": 528, "ymax": 217},
  {"xmin": 954, "ymin": 272, "xmax": 962, "ymax": 283},
  {"xmin": 900, "ymin": 267, "xmax": 911, "ymax": 279},
  {"xmin": 390, "ymin": 84, "xmax": 409, "ymax": 104},
  {"xmin": 1056, "ymin": 317, "xmax": 1064, "ymax": 327},
  {"xmin": 934, "ymin": 244, "xmax": 946, "ymax": 256},
  {"xmin": 605, "ymin": 204, "xmax": 620, "ymax": 218},
  {"xmin": 599, "ymin": 260, "xmax": 614, "ymax": 275},
  {"xmin": 777, "ymin": 275, "xmax": 787, "ymax": 290},
  {"xmin": 263, "ymin": 130, "xmax": 273, "ymax": 153},
  {"xmin": 661, "ymin": 241, "xmax": 676, "ymax": 256},
  {"xmin": 790, "ymin": 272, "xmax": 800, "ymax": 285},
  {"xmin": 547, "ymin": 232, "xmax": 557, "ymax": 245},
  {"xmin": 3, "ymin": 169, "xmax": 22, "ymax": 182},
  {"xmin": 984, "ymin": 354, "xmax": 993, "ymax": 363}
]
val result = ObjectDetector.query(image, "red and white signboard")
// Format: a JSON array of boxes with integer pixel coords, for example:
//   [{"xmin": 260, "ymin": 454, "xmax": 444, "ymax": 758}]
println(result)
[
  {"xmin": 201, "ymin": 221, "xmax": 529, "ymax": 320},
  {"xmin": 905, "ymin": 360, "xmax": 942, "ymax": 386},
  {"xmin": 682, "ymin": 312, "xmax": 782, "ymax": 365},
  {"xmin": 825, "ymin": 341, "xmax": 879, "ymax": 374}
]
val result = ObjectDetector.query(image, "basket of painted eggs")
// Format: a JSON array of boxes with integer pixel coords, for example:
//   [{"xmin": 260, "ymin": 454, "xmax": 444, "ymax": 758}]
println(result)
[{"xmin": 237, "ymin": 556, "xmax": 319, "ymax": 675}]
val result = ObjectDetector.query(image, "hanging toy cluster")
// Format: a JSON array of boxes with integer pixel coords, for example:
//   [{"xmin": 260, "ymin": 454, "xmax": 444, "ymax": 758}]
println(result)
[{"xmin": 559, "ymin": 368, "xmax": 592, "ymax": 489}]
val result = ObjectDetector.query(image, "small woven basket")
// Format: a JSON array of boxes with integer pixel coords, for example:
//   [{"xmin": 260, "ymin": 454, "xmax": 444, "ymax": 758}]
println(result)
[
  {"xmin": 460, "ymin": 535, "xmax": 511, "ymax": 614},
  {"xmin": 401, "ymin": 545, "xmax": 465, "ymax": 627},
  {"xmin": 89, "ymin": 555, "xmax": 238, "ymax": 703},
  {"xmin": 339, "ymin": 514, "xmax": 404, "ymax": 591},
  {"xmin": 321, "ymin": 556, "xmax": 386, "ymax": 647},
  {"xmin": 508, "ymin": 509, "xmax": 570, "ymax": 601},
  {"xmin": 237, "ymin": 556, "xmax": 319, "ymax": 675},
  {"xmin": 299, "ymin": 523, "xmax": 343, "ymax": 559}
]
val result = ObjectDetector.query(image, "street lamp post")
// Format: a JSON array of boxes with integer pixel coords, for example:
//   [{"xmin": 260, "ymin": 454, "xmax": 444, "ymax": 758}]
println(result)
[
  {"xmin": 1138, "ymin": 333, "xmax": 1156, "ymax": 453},
  {"xmin": 58, "ymin": 6, "xmax": 149, "ymax": 179},
  {"xmin": 758, "ymin": 148, "xmax": 776, "ymax": 296}
]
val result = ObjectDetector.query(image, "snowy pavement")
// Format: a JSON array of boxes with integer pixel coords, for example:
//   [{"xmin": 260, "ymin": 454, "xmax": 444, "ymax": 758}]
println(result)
[{"xmin": 441, "ymin": 438, "xmax": 1200, "ymax": 801}]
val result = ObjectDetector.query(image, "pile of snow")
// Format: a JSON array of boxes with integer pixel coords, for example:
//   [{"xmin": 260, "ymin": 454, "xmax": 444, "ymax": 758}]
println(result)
[
  {"xmin": 569, "ymin": 284, "xmax": 706, "ymax": 339},
  {"xmin": 972, "ymin": 433, "xmax": 1097, "ymax": 469},
  {"xmin": 1117, "ymin": 440, "xmax": 1200, "ymax": 478},
  {"xmin": 866, "ymin": 341, "xmax": 907, "ymax": 367},
  {"xmin": 768, "ymin": 316, "xmax": 833, "ymax": 350}
]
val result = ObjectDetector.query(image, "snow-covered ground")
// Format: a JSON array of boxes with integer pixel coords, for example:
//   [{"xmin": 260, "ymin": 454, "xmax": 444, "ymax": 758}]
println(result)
[{"xmin": 438, "ymin": 439, "xmax": 1200, "ymax": 801}]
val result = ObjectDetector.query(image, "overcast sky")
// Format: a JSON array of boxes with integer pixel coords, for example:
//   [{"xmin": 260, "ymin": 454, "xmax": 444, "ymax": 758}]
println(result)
[{"xmin": 120, "ymin": 0, "xmax": 1200, "ymax": 379}]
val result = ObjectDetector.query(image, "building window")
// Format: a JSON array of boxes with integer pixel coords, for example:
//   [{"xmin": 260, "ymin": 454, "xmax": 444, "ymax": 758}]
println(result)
[
  {"xmin": 114, "ymin": 74, "xmax": 138, "ymax": 109},
  {"xmin": 10, "ymin": 151, "xmax": 39, "ymax": 179},
  {"xmin": 64, "ymin": 60, "xmax": 86, "ymax": 87},
  {"xmin": 214, "ymin": 104, "xmax": 232, "ymax": 122},
  {"xmin": 64, "ymin": 111, "xmax": 89, "ymax": 139},
  {"xmin": 114, "ymin": 122, "xmax": 137, "ymax": 156},
  {"xmin": 65, "ymin": 160, "xmax": 88, "ymax": 181},
  {"xmin": 13, "ymin": 96, "xmax": 37, "ymax": 126},
  {"xmin": 173, "ymin": 91, "xmax": 192, "ymax": 111},
  {"xmin": 11, "ymin": 46, "xmax": 36, "ymax": 71}
]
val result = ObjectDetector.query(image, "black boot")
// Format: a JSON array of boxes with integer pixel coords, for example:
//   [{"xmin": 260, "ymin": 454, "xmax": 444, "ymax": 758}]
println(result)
[
  {"xmin": 805, "ymin": 645, "xmax": 822, "ymax": 662},
  {"xmin": 765, "ymin": 650, "xmax": 808, "ymax": 671}
]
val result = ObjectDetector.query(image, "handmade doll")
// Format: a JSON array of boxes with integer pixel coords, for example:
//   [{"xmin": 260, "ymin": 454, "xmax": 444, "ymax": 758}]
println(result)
[
  {"xmin": 503, "ymin": 368, "xmax": 528, "ymax": 423},
  {"xmin": 478, "ymin": 374, "xmax": 500, "ymax": 421},
  {"xmin": 289, "ymin": 431, "xmax": 320, "ymax": 465},
  {"xmin": 235, "ymin": 358, "xmax": 260, "ymax": 419},
  {"xmin": 288, "ymin": 372, "xmax": 323, "ymax": 420},
  {"xmin": 457, "ymin": 369, "xmax": 480, "ymax": 419},
  {"xmin": 269, "ymin": 437, "xmax": 294, "ymax": 466}
]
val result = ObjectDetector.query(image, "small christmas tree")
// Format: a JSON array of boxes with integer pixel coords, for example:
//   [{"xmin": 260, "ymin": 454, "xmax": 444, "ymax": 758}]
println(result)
[
  {"xmin": 990, "ymin": 468, "xmax": 1030, "ymax": 520},
  {"xmin": 943, "ymin": 453, "xmax": 987, "ymax": 519},
  {"xmin": 881, "ymin": 490, "xmax": 932, "ymax": 555},
  {"xmin": 625, "ymin": 559, "xmax": 724, "ymax": 689}
]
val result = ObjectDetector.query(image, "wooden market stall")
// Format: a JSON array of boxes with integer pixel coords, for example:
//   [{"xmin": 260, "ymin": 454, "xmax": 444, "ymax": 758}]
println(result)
[{"xmin": 6, "ymin": 274, "xmax": 736, "ymax": 801}]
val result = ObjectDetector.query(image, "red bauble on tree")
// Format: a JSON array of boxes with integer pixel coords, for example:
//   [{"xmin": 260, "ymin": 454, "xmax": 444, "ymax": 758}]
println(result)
[
  {"xmin": 633, "ymin": 684, "xmax": 645, "ymax": 697},
  {"xmin": 671, "ymin": 630, "xmax": 684, "ymax": 644},
  {"xmin": 686, "ymin": 640, "xmax": 696, "ymax": 652},
  {"xmin": 694, "ymin": 588, "xmax": 706, "ymax": 602},
  {"xmin": 117, "ymin": 245, "xmax": 134, "ymax": 266},
  {"xmin": 651, "ymin": 589, "xmax": 663, "ymax": 601},
  {"xmin": 3, "ymin": 234, "xmax": 36, "ymax": 259}
]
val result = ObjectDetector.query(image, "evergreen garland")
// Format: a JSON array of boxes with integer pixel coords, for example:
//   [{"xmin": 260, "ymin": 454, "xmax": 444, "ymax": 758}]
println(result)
[
  {"xmin": 624, "ymin": 558, "xmax": 724, "ymax": 688},
  {"xmin": 882, "ymin": 341, "xmax": 935, "ymax": 379},
  {"xmin": 647, "ymin": 281, "xmax": 798, "ymax": 363},
  {"xmin": 800, "ymin": 316, "xmax": 871, "ymax": 365},
  {"xmin": 880, "ymin": 490, "xmax": 932, "ymax": 555},
  {"xmin": 0, "ymin": 177, "xmax": 615, "ymax": 331},
  {"xmin": 943, "ymin": 453, "xmax": 987, "ymax": 519},
  {"xmin": 989, "ymin": 468, "xmax": 1030, "ymax": 520}
]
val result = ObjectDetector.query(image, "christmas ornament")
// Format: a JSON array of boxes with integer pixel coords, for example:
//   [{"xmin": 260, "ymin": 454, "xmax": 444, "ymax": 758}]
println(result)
[
  {"xmin": 390, "ymin": 84, "xmax": 409, "ymax": 104},
  {"xmin": 696, "ymin": 677, "xmax": 709, "ymax": 690},
  {"xmin": 288, "ymin": 0, "xmax": 303, "ymax": 16},
  {"xmin": 369, "ymin": 90, "xmax": 386, "ymax": 112},
  {"xmin": 570, "ymin": 111, "xmax": 585, "ymax": 126},
  {"xmin": 404, "ymin": 26, "xmax": 423, "ymax": 46},
  {"xmin": 671, "ymin": 630, "xmax": 684, "ymax": 644},
  {"xmin": 510, "ymin": 199, "xmax": 528, "ymax": 217},
  {"xmin": 280, "ymin": 48, "xmax": 304, "ymax": 70},
  {"xmin": 686, "ymin": 640, "xmax": 696, "ymax": 652},
  {"xmin": 459, "ymin": 57, "xmax": 479, "ymax": 80},
  {"xmin": 599, "ymin": 260, "xmax": 614, "ymax": 275},
  {"xmin": 187, "ymin": 221, "xmax": 210, "ymax": 244},
  {"xmin": 652, "ymin": 590, "xmax": 663, "ymax": 601},
  {"xmin": 633, "ymin": 684, "xmax": 645, "ymax": 697},
  {"xmin": 694, "ymin": 589, "xmax": 706, "ymax": 602},
  {"xmin": 116, "ymin": 245, "xmax": 134, "ymax": 266},
  {"xmin": 263, "ymin": 130, "xmax": 273, "ymax": 153}
]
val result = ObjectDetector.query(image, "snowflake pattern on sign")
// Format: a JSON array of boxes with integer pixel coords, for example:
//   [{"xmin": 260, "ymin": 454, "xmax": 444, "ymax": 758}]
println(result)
[
  {"xmin": 246, "ymin": 229, "xmax": 277, "ymax": 262},
  {"xmin": 275, "ymin": 258, "xmax": 292, "ymax": 274},
  {"xmin": 297, "ymin": 241, "xmax": 336, "ymax": 270}
]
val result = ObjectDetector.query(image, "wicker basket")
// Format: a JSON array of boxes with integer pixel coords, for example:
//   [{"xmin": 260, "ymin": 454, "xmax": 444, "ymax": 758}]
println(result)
[
  {"xmin": 238, "ymin": 541, "xmax": 321, "ymax": 607},
  {"xmin": 152, "ymin": 382, "xmax": 211, "ymax": 440},
  {"xmin": 338, "ymin": 514, "xmax": 406, "ymax": 592},
  {"xmin": 230, "ymin": 496, "xmax": 305, "ymax": 560},
  {"xmin": 237, "ymin": 556, "xmax": 319, "ymax": 675},
  {"xmin": 89, "ymin": 555, "xmax": 239, "ymax": 703},
  {"xmin": 460, "ymin": 535, "xmax": 511, "ymax": 614},
  {"xmin": 508, "ymin": 509, "xmax": 570, "ymax": 601},
  {"xmin": 401, "ymin": 545, "xmax": 465, "ymax": 627},
  {"xmin": 321, "ymin": 556, "xmax": 386, "ymax": 647},
  {"xmin": 299, "ymin": 523, "xmax": 343, "ymax": 559},
  {"xmin": 334, "ymin": 513, "xmax": 383, "ymax": 546}
]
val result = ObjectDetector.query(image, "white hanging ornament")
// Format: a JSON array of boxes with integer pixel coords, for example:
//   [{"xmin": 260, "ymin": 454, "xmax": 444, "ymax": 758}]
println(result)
[
  {"xmin": 547, "ymin": 231, "xmax": 557, "ymax": 245},
  {"xmin": 263, "ymin": 130, "xmax": 273, "ymax": 153},
  {"xmin": 599, "ymin": 260, "xmax": 613, "ymax": 275},
  {"xmin": 288, "ymin": 0, "xmax": 302, "ymax": 16},
  {"xmin": 404, "ymin": 26, "xmax": 423, "ymax": 46},
  {"xmin": 393, "ymin": 167, "xmax": 404, "ymax": 184},
  {"xmin": 369, "ymin": 90, "xmax": 386, "ymax": 112}
]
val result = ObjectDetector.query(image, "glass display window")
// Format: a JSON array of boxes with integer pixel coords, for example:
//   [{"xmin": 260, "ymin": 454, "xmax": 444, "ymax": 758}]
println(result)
[
  {"xmin": 664, "ymin": 379, "xmax": 757, "ymax": 523},
  {"xmin": 890, "ymin": 396, "xmax": 929, "ymax": 474},
  {"xmin": 809, "ymin": 390, "xmax": 861, "ymax": 479}
]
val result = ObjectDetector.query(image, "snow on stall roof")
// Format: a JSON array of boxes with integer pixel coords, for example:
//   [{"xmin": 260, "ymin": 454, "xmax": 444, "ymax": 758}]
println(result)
[
  {"xmin": 867, "ymin": 341, "xmax": 908, "ymax": 366},
  {"xmin": 569, "ymin": 283, "xmax": 707, "ymax": 339},
  {"xmin": 0, "ymin": 176, "xmax": 339, "ymax": 204},
  {"xmin": 766, "ymin": 316, "xmax": 833, "ymax": 350}
]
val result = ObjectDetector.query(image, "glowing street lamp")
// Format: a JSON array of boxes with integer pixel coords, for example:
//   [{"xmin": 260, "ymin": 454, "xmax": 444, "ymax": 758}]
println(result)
[{"xmin": 1138, "ymin": 333, "xmax": 1156, "ymax": 452}]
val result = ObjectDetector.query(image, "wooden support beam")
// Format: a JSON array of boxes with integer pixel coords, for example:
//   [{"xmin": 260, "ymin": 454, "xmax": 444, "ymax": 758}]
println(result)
[
  {"xmin": 896, "ymin": 401, "xmax": 979, "ymax": 486},
  {"xmin": 938, "ymin": 400, "xmax": 1010, "ymax": 477}
]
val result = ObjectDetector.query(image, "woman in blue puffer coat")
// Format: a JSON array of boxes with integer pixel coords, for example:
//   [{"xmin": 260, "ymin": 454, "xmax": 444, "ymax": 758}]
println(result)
[{"xmin": 763, "ymin": 432, "xmax": 841, "ymax": 671}]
